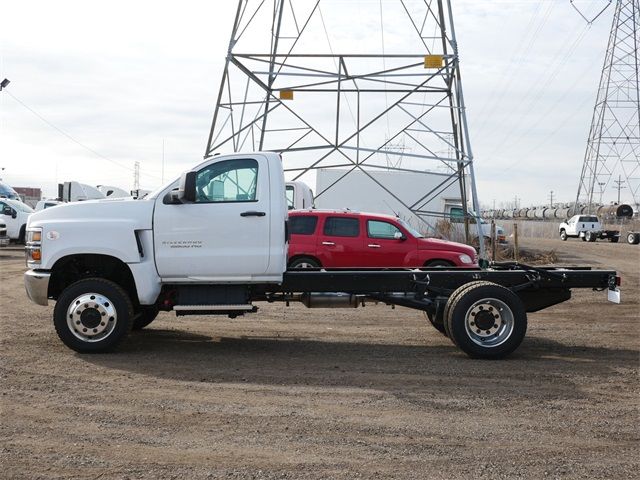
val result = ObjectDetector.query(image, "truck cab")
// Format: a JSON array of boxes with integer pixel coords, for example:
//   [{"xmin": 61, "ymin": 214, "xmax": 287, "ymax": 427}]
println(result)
[{"xmin": 0, "ymin": 198, "xmax": 33, "ymax": 243}]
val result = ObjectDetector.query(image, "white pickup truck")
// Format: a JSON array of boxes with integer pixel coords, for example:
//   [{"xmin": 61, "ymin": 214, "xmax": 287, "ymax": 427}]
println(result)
[
  {"xmin": 559, "ymin": 215, "xmax": 620, "ymax": 243},
  {"xmin": 24, "ymin": 152, "xmax": 620, "ymax": 359}
]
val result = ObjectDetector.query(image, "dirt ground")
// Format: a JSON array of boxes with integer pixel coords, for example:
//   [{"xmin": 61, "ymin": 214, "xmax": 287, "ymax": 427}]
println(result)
[{"xmin": 1, "ymin": 238, "xmax": 638, "ymax": 479}]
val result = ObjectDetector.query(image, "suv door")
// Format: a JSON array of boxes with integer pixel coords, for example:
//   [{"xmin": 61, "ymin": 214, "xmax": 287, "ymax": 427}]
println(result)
[
  {"xmin": 154, "ymin": 156, "xmax": 271, "ymax": 280},
  {"xmin": 361, "ymin": 218, "xmax": 414, "ymax": 267},
  {"xmin": 317, "ymin": 215, "xmax": 363, "ymax": 267}
]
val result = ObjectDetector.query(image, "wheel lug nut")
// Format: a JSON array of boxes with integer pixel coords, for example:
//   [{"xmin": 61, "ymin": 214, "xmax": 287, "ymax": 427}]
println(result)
[
  {"xmin": 493, "ymin": 323, "xmax": 498, "ymax": 328},
  {"xmin": 470, "ymin": 321, "xmax": 475, "ymax": 326}
]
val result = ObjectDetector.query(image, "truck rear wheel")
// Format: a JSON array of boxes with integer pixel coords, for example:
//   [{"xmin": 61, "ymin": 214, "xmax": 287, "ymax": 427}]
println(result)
[
  {"xmin": 288, "ymin": 257, "xmax": 320, "ymax": 269},
  {"xmin": 627, "ymin": 233, "xmax": 639, "ymax": 245},
  {"xmin": 586, "ymin": 231, "xmax": 597, "ymax": 242},
  {"xmin": 423, "ymin": 311, "xmax": 446, "ymax": 335},
  {"xmin": 53, "ymin": 278, "xmax": 134, "ymax": 353},
  {"xmin": 445, "ymin": 282, "xmax": 527, "ymax": 359}
]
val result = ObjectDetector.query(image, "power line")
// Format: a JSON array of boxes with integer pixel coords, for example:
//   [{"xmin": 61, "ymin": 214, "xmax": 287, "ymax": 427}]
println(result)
[{"xmin": 5, "ymin": 90, "xmax": 163, "ymax": 181}]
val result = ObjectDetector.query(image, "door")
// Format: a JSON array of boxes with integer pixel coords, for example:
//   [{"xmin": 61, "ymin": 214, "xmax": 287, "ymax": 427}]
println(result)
[
  {"xmin": 361, "ymin": 219, "xmax": 413, "ymax": 267},
  {"xmin": 154, "ymin": 156, "xmax": 271, "ymax": 280},
  {"xmin": 316, "ymin": 216, "xmax": 363, "ymax": 267}
]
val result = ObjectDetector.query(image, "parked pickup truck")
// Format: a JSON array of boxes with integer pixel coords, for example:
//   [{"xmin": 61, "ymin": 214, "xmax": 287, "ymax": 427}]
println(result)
[
  {"xmin": 559, "ymin": 215, "xmax": 620, "ymax": 242},
  {"xmin": 288, "ymin": 210, "xmax": 477, "ymax": 268},
  {"xmin": 24, "ymin": 152, "xmax": 621, "ymax": 359}
]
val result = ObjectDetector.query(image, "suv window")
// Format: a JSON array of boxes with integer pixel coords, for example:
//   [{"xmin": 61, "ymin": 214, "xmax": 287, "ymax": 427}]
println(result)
[
  {"xmin": 579, "ymin": 216, "xmax": 598, "ymax": 222},
  {"xmin": 367, "ymin": 220, "xmax": 401, "ymax": 239},
  {"xmin": 195, "ymin": 158, "xmax": 258, "ymax": 203},
  {"xmin": 323, "ymin": 217, "xmax": 359, "ymax": 237},
  {"xmin": 289, "ymin": 215, "xmax": 318, "ymax": 235}
]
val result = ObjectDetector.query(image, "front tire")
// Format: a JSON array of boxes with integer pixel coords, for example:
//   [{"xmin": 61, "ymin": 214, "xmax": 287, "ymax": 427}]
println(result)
[
  {"xmin": 425, "ymin": 260, "xmax": 454, "ymax": 268},
  {"xmin": 559, "ymin": 230, "xmax": 567, "ymax": 241},
  {"xmin": 586, "ymin": 231, "xmax": 597, "ymax": 242},
  {"xmin": 53, "ymin": 278, "xmax": 134, "ymax": 353},
  {"xmin": 445, "ymin": 282, "xmax": 527, "ymax": 359}
]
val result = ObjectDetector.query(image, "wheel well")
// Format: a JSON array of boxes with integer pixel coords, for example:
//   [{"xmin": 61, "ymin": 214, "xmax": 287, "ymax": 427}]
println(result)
[
  {"xmin": 424, "ymin": 259, "xmax": 455, "ymax": 267},
  {"xmin": 49, "ymin": 254, "xmax": 139, "ymax": 305},
  {"xmin": 288, "ymin": 254, "xmax": 322, "ymax": 267}
]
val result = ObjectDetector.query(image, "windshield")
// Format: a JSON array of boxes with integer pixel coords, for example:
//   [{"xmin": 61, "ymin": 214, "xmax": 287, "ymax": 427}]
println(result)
[
  {"xmin": 7, "ymin": 199, "xmax": 34, "ymax": 213},
  {"xmin": 397, "ymin": 218, "xmax": 424, "ymax": 238}
]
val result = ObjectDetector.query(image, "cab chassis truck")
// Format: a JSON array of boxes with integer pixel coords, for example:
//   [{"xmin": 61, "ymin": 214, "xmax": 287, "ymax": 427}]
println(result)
[{"xmin": 24, "ymin": 153, "xmax": 621, "ymax": 359}]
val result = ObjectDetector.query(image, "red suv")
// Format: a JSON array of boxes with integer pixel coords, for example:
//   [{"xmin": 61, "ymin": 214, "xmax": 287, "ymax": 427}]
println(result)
[{"xmin": 288, "ymin": 210, "xmax": 478, "ymax": 268}]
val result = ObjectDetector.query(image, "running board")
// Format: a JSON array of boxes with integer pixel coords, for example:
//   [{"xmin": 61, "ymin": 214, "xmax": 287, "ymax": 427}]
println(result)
[{"xmin": 174, "ymin": 304, "xmax": 254, "ymax": 311}]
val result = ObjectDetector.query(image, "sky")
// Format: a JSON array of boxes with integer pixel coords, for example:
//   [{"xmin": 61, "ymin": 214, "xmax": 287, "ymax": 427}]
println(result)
[{"xmin": 0, "ymin": 0, "xmax": 623, "ymax": 207}]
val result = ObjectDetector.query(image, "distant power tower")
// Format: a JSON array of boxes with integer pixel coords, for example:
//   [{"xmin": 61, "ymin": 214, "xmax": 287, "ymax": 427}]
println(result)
[
  {"xmin": 575, "ymin": 0, "xmax": 640, "ymax": 209},
  {"xmin": 205, "ymin": 0, "xmax": 484, "ymax": 246}
]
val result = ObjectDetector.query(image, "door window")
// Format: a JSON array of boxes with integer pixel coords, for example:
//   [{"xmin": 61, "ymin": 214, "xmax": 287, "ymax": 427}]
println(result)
[
  {"xmin": 449, "ymin": 207, "xmax": 465, "ymax": 223},
  {"xmin": 367, "ymin": 220, "xmax": 401, "ymax": 239},
  {"xmin": 195, "ymin": 159, "xmax": 258, "ymax": 203},
  {"xmin": 289, "ymin": 215, "xmax": 318, "ymax": 235},
  {"xmin": 323, "ymin": 217, "xmax": 359, "ymax": 237},
  {"xmin": 286, "ymin": 185, "xmax": 295, "ymax": 210}
]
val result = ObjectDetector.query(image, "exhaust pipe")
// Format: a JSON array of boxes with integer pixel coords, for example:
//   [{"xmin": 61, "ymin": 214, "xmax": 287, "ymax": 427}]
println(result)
[{"xmin": 299, "ymin": 293, "xmax": 360, "ymax": 308}]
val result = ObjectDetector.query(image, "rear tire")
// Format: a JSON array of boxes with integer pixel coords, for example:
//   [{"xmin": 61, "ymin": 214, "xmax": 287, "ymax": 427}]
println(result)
[
  {"xmin": 425, "ymin": 260, "xmax": 454, "ymax": 268},
  {"xmin": 423, "ymin": 311, "xmax": 446, "ymax": 335},
  {"xmin": 132, "ymin": 305, "xmax": 159, "ymax": 330},
  {"xmin": 288, "ymin": 256, "xmax": 320, "ymax": 269},
  {"xmin": 627, "ymin": 233, "xmax": 639, "ymax": 245},
  {"xmin": 18, "ymin": 225, "xmax": 26, "ymax": 245},
  {"xmin": 609, "ymin": 236, "xmax": 619, "ymax": 243},
  {"xmin": 445, "ymin": 282, "xmax": 527, "ymax": 359},
  {"xmin": 586, "ymin": 231, "xmax": 597, "ymax": 242},
  {"xmin": 53, "ymin": 278, "xmax": 133, "ymax": 353}
]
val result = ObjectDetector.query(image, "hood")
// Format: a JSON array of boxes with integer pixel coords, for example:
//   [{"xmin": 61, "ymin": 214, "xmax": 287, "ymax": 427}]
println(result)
[
  {"xmin": 28, "ymin": 197, "xmax": 155, "ymax": 230},
  {"xmin": 417, "ymin": 237, "xmax": 476, "ymax": 256}
]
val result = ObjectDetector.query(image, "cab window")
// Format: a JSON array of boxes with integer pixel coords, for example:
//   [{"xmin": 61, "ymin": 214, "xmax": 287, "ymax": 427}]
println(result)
[
  {"xmin": 286, "ymin": 185, "xmax": 295, "ymax": 210},
  {"xmin": 323, "ymin": 217, "xmax": 359, "ymax": 237},
  {"xmin": 195, "ymin": 159, "xmax": 258, "ymax": 203},
  {"xmin": 450, "ymin": 207, "xmax": 465, "ymax": 223},
  {"xmin": 367, "ymin": 220, "xmax": 401, "ymax": 239}
]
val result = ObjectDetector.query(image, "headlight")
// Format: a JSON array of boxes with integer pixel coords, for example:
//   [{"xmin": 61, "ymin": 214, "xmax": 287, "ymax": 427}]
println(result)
[
  {"xmin": 25, "ymin": 227, "xmax": 43, "ymax": 265},
  {"xmin": 458, "ymin": 253, "xmax": 473, "ymax": 264}
]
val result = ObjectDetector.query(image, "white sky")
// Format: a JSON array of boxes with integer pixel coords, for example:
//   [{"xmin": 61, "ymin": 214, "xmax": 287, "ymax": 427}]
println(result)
[{"xmin": 0, "ymin": 0, "xmax": 621, "ymax": 206}]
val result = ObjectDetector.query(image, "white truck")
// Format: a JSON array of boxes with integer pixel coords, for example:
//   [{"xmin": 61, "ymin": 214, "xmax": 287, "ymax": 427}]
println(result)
[
  {"xmin": 24, "ymin": 152, "xmax": 620, "ymax": 359},
  {"xmin": 1, "ymin": 198, "xmax": 33, "ymax": 243},
  {"xmin": 559, "ymin": 215, "xmax": 620, "ymax": 243}
]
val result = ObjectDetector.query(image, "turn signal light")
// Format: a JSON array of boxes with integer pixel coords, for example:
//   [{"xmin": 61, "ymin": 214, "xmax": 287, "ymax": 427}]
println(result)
[{"xmin": 31, "ymin": 249, "xmax": 41, "ymax": 261}]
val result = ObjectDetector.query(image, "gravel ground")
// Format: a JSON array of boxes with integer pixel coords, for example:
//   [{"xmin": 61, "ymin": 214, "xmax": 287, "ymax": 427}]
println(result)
[{"xmin": 1, "ymin": 238, "xmax": 638, "ymax": 479}]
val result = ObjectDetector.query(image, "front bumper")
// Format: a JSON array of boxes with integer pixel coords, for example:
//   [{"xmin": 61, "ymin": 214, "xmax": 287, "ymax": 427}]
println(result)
[{"xmin": 24, "ymin": 270, "xmax": 51, "ymax": 306}]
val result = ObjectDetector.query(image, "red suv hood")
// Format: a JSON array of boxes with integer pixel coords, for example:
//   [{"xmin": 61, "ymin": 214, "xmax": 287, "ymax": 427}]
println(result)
[{"xmin": 417, "ymin": 237, "xmax": 476, "ymax": 256}]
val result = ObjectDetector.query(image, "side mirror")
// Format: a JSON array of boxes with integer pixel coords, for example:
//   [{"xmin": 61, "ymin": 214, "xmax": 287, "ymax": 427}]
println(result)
[
  {"xmin": 1, "ymin": 206, "xmax": 11, "ymax": 216},
  {"xmin": 11, "ymin": 210, "xmax": 17, "ymax": 219},
  {"xmin": 394, "ymin": 231, "xmax": 406, "ymax": 241},
  {"xmin": 178, "ymin": 171, "xmax": 197, "ymax": 203}
]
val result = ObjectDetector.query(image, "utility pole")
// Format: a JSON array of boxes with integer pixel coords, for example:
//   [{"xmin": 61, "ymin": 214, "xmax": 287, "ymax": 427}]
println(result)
[
  {"xmin": 548, "ymin": 190, "xmax": 554, "ymax": 208},
  {"xmin": 613, "ymin": 175, "xmax": 625, "ymax": 204},
  {"xmin": 133, "ymin": 161, "xmax": 140, "ymax": 192}
]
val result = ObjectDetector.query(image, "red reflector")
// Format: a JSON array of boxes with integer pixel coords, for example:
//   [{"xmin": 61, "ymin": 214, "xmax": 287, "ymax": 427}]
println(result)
[{"xmin": 616, "ymin": 276, "xmax": 621, "ymax": 286}]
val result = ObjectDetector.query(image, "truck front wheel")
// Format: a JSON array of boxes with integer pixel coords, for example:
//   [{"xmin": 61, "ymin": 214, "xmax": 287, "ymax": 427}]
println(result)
[
  {"xmin": 559, "ymin": 230, "xmax": 567, "ymax": 241},
  {"xmin": 53, "ymin": 278, "xmax": 134, "ymax": 353},
  {"xmin": 445, "ymin": 282, "xmax": 527, "ymax": 359}
]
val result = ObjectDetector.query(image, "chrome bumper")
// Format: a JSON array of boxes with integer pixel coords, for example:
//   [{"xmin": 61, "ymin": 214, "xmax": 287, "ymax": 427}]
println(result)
[{"xmin": 24, "ymin": 270, "xmax": 51, "ymax": 306}]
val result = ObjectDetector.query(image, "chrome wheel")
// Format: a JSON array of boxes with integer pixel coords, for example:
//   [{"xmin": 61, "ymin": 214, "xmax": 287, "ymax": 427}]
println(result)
[
  {"xmin": 464, "ymin": 298, "xmax": 514, "ymax": 348},
  {"xmin": 66, "ymin": 293, "xmax": 117, "ymax": 343}
]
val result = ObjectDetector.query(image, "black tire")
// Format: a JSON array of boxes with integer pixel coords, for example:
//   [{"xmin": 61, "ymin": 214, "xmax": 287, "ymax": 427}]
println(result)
[
  {"xmin": 628, "ymin": 233, "xmax": 640, "ymax": 245},
  {"xmin": 425, "ymin": 260, "xmax": 454, "ymax": 268},
  {"xmin": 18, "ymin": 224, "xmax": 26, "ymax": 244},
  {"xmin": 609, "ymin": 236, "xmax": 619, "ymax": 243},
  {"xmin": 587, "ymin": 231, "xmax": 597, "ymax": 242},
  {"xmin": 53, "ymin": 278, "xmax": 134, "ymax": 353},
  {"xmin": 288, "ymin": 256, "xmax": 320, "ymax": 269},
  {"xmin": 423, "ymin": 311, "xmax": 446, "ymax": 335},
  {"xmin": 443, "ymin": 281, "xmax": 495, "ymax": 338},
  {"xmin": 445, "ymin": 282, "xmax": 527, "ymax": 359},
  {"xmin": 559, "ymin": 230, "xmax": 567, "ymax": 241},
  {"xmin": 581, "ymin": 234, "xmax": 587, "ymax": 242},
  {"xmin": 132, "ymin": 305, "xmax": 160, "ymax": 330}
]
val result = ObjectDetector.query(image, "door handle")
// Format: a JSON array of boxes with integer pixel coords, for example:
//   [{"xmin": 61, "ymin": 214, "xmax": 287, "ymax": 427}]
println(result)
[
  {"xmin": 240, "ymin": 211, "xmax": 266, "ymax": 217},
  {"xmin": 321, "ymin": 241, "xmax": 335, "ymax": 246},
  {"xmin": 367, "ymin": 244, "xmax": 381, "ymax": 248}
]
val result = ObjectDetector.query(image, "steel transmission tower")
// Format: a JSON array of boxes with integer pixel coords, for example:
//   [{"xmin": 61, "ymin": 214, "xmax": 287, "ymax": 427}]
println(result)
[
  {"xmin": 575, "ymin": 0, "xmax": 640, "ymax": 209},
  {"xmin": 205, "ymin": 0, "xmax": 484, "ymax": 246}
]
